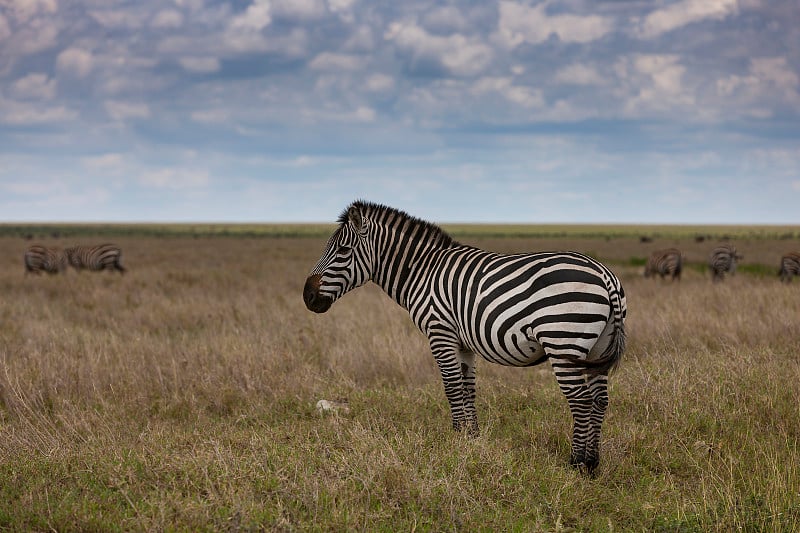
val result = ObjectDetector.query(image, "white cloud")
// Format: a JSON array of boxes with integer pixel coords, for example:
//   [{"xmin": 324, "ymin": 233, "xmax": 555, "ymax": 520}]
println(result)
[
  {"xmin": 13, "ymin": 18, "xmax": 59, "ymax": 55},
  {"xmin": 56, "ymin": 48, "xmax": 94, "ymax": 78},
  {"xmin": 151, "ymin": 9, "xmax": 184, "ymax": 29},
  {"xmin": 138, "ymin": 168, "xmax": 210, "ymax": 189},
  {"xmin": 423, "ymin": 6, "xmax": 468, "ymax": 33},
  {"xmin": 309, "ymin": 52, "xmax": 364, "ymax": 71},
  {"xmin": 385, "ymin": 21, "xmax": 493, "ymax": 77},
  {"xmin": 104, "ymin": 100, "xmax": 151, "ymax": 121},
  {"xmin": 0, "ymin": 101, "xmax": 76, "ymax": 125},
  {"xmin": 179, "ymin": 56, "xmax": 220, "ymax": 73},
  {"xmin": 190, "ymin": 109, "xmax": 230, "ymax": 123},
  {"xmin": 616, "ymin": 54, "xmax": 693, "ymax": 114},
  {"xmin": 715, "ymin": 56, "xmax": 800, "ymax": 116},
  {"xmin": 3, "ymin": 0, "xmax": 57, "ymax": 23},
  {"xmin": 272, "ymin": 0, "xmax": 327, "ymax": 20},
  {"xmin": 228, "ymin": 0, "xmax": 271, "ymax": 32},
  {"xmin": 11, "ymin": 73, "xmax": 56, "ymax": 100},
  {"xmin": 751, "ymin": 57, "xmax": 799, "ymax": 93},
  {"xmin": 636, "ymin": 0, "xmax": 739, "ymax": 39},
  {"xmin": 0, "ymin": 14, "xmax": 10, "ymax": 41},
  {"xmin": 342, "ymin": 25, "xmax": 374, "ymax": 52},
  {"xmin": 495, "ymin": 1, "xmax": 613, "ymax": 47},
  {"xmin": 365, "ymin": 74, "xmax": 394, "ymax": 92},
  {"xmin": 472, "ymin": 77, "xmax": 544, "ymax": 108},
  {"xmin": 82, "ymin": 153, "xmax": 125, "ymax": 170},
  {"xmin": 327, "ymin": 0, "xmax": 355, "ymax": 12},
  {"xmin": 89, "ymin": 8, "xmax": 146, "ymax": 29},
  {"xmin": 554, "ymin": 63, "xmax": 605, "ymax": 86},
  {"xmin": 223, "ymin": 5, "xmax": 316, "ymax": 56},
  {"xmin": 300, "ymin": 104, "xmax": 377, "ymax": 123}
]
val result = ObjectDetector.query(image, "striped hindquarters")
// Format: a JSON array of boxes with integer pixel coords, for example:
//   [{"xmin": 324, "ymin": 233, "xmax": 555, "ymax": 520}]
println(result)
[
  {"xmin": 709, "ymin": 244, "xmax": 740, "ymax": 282},
  {"xmin": 644, "ymin": 248, "xmax": 683, "ymax": 280},
  {"xmin": 779, "ymin": 252, "xmax": 800, "ymax": 283},
  {"xmin": 65, "ymin": 244, "xmax": 126, "ymax": 273},
  {"xmin": 24, "ymin": 245, "xmax": 66, "ymax": 274}
]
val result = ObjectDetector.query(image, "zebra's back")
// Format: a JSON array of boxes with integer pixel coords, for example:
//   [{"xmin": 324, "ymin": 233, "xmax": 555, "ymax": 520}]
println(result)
[
  {"xmin": 65, "ymin": 244, "xmax": 126, "ymax": 273},
  {"xmin": 779, "ymin": 252, "xmax": 800, "ymax": 282},
  {"xmin": 644, "ymin": 248, "xmax": 682, "ymax": 280},
  {"xmin": 412, "ymin": 248, "xmax": 626, "ymax": 372},
  {"xmin": 709, "ymin": 244, "xmax": 740, "ymax": 282},
  {"xmin": 24, "ymin": 245, "xmax": 65, "ymax": 274}
]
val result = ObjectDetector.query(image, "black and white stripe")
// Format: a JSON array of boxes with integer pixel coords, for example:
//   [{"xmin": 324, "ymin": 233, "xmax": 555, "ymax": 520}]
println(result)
[
  {"xmin": 644, "ymin": 248, "xmax": 683, "ymax": 281},
  {"xmin": 303, "ymin": 201, "xmax": 626, "ymax": 474},
  {"xmin": 24, "ymin": 245, "xmax": 66, "ymax": 275},
  {"xmin": 779, "ymin": 252, "xmax": 800, "ymax": 283},
  {"xmin": 709, "ymin": 244, "xmax": 742, "ymax": 282},
  {"xmin": 64, "ymin": 244, "xmax": 126, "ymax": 273}
]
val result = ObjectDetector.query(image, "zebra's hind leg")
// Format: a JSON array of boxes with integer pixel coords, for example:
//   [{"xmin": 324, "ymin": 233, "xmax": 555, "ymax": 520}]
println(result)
[
  {"xmin": 552, "ymin": 358, "xmax": 607, "ymax": 475},
  {"xmin": 583, "ymin": 373, "xmax": 609, "ymax": 474}
]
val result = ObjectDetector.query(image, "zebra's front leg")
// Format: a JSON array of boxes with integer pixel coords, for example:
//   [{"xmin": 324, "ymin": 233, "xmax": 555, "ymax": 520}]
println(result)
[
  {"xmin": 459, "ymin": 350, "xmax": 478, "ymax": 435},
  {"xmin": 430, "ymin": 337, "xmax": 474, "ymax": 434}
]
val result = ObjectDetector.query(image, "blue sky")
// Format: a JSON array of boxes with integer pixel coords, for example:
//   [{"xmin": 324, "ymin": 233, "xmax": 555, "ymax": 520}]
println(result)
[{"xmin": 0, "ymin": 0, "xmax": 798, "ymax": 224}]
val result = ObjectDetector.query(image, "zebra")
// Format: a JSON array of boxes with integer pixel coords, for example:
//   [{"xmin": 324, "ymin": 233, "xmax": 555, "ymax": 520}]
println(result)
[
  {"xmin": 708, "ymin": 244, "xmax": 742, "ymax": 282},
  {"xmin": 64, "ymin": 244, "xmax": 126, "ymax": 273},
  {"xmin": 303, "ymin": 201, "xmax": 626, "ymax": 474},
  {"xmin": 644, "ymin": 248, "xmax": 683, "ymax": 281},
  {"xmin": 779, "ymin": 252, "xmax": 800, "ymax": 283},
  {"xmin": 24, "ymin": 245, "xmax": 66, "ymax": 275}
]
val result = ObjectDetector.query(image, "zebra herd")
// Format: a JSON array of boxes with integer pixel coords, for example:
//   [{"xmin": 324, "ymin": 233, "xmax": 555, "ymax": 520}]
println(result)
[
  {"xmin": 645, "ymin": 244, "xmax": 800, "ymax": 283},
  {"xmin": 24, "ymin": 243, "xmax": 126, "ymax": 275}
]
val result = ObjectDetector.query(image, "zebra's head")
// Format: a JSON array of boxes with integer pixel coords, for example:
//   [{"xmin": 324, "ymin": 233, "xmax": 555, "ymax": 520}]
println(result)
[{"xmin": 303, "ymin": 204, "xmax": 372, "ymax": 313}]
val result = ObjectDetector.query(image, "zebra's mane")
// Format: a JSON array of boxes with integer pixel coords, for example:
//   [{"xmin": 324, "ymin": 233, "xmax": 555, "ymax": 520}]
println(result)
[{"xmin": 338, "ymin": 200, "xmax": 458, "ymax": 248}]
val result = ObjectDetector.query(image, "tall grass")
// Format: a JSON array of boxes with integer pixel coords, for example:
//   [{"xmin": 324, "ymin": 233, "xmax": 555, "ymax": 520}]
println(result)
[{"xmin": 0, "ymin": 233, "xmax": 799, "ymax": 530}]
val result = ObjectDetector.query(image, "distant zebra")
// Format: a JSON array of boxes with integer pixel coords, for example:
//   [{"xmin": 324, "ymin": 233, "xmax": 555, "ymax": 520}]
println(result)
[
  {"xmin": 779, "ymin": 252, "xmax": 800, "ymax": 283},
  {"xmin": 24, "ymin": 245, "xmax": 66, "ymax": 275},
  {"xmin": 64, "ymin": 244, "xmax": 126, "ymax": 273},
  {"xmin": 644, "ymin": 248, "xmax": 683, "ymax": 281},
  {"xmin": 303, "ymin": 201, "xmax": 626, "ymax": 474},
  {"xmin": 709, "ymin": 244, "xmax": 742, "ymax": 282}
]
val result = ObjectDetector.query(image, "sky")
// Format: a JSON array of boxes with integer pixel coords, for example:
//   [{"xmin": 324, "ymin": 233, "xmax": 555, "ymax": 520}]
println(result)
[{"xmin": 0, "ymin": 0, "xmax": 799, "ymax": 224}]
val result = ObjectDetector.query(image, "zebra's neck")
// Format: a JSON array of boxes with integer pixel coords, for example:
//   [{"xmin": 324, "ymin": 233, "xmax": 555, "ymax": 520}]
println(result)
[{"xmin": 361, "ymin": 203, "xmax": 456, "ymax": 307}]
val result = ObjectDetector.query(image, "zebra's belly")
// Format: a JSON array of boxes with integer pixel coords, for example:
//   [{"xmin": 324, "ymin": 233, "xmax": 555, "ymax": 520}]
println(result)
[
  {"xmin": 463, "ymin": 301, "xmax": 610, "ymax": 367},
  {"xmin": 466, "ymin": 330, "xmax": 549, "ymax": 367}
]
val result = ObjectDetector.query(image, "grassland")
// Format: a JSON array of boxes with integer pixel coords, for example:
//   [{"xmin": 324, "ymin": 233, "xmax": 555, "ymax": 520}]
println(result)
[{"xmin": 1, "ymin": 226, "xmax": 799, "ymax": 531}]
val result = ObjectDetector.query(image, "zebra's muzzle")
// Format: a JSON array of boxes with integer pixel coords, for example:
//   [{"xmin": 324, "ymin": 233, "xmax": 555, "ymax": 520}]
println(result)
[{"xmin": 303, "ymin": 274, "xmax": 333, "ymax": 313}]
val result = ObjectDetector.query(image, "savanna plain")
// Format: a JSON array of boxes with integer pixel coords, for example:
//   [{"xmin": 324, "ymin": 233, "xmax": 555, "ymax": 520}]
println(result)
[{"xmin": 1, "ymin": 224, "xmax": 799, "ymax": 531}]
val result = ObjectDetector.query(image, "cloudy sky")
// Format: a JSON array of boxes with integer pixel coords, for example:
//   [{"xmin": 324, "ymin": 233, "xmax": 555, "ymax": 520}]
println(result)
[{"xmin": 0, "ymin": 0, "xmax": 798, "ymax": 223}]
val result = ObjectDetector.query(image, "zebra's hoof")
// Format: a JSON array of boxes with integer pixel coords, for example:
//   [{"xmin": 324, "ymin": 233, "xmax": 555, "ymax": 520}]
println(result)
[{"xmin": 570, "ymin": 453, "xmax": 598, "ymax": 477}]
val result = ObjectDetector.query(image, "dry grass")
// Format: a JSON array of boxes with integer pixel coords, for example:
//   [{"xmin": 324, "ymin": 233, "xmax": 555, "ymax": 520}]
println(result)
[{"xmin": 1, "ymin": 231, "xmax": 799, "ymax": 531}]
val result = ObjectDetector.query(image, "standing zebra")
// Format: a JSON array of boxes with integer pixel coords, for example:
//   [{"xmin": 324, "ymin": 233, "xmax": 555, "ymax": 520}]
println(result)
[
  {"xmin": 303, "ymin": 201, "xmax": 626, "ymax": 474},
  {"xmin": 64, "ymin": 244, "xmax": 126, "ymax": 273},
  {"xmin": 24, "ymin": 245, "xmax": 66, "ymax": 275},
  {"xmin": 708, "ymin": 244, "xmax": 742, "ymax": 282},
  {"xmin": 644, "ymin": 248, "xmax": 683, "ymax": 281},
  {"xmin": 779, "ymin": 252, "xmax": 800, "ymax": 283}
]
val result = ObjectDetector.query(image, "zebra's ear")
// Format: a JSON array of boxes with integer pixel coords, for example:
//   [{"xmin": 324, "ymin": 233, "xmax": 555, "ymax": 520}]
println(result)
[{"xmin": 347, "ymin": 205, "xmax": 365, "ymax": 232}]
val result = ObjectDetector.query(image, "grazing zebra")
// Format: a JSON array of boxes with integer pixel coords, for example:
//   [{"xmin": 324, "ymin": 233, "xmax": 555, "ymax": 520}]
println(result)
[
  {"xmin": 303, "ymin": 201, "xmax": 627, "ymax": 474},
  {"xmin": 24, "ymin": 245, "xmax": 66, "ymax": 275},
  {"xmin": 779, "ymin": 252, "xmax": 800, "ymax": 283},
  {"xmin": 64, "ymin": 244, "xmax": 126, "ymax": 273},
  {"xmin": 644, "ymin": 248, "xmax": 683, "ymax": 281},
  {"xmin": 708, "ymin": 244, "xmax": 742, "ymax": 282}
]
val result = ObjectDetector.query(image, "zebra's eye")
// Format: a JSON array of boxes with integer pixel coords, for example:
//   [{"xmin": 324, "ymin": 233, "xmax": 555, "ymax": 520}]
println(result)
[{"xmin": 337, "ymin": 245, "xmax": 351, "ymax": 255}]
